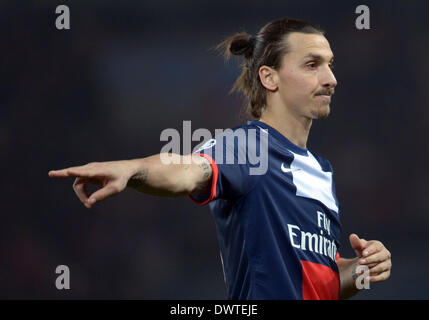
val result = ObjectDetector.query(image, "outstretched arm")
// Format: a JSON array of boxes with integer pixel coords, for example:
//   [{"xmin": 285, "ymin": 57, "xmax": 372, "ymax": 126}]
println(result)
[{"xmin": 48, "ymin": 153, "xmax": 212, "ymax": 208}]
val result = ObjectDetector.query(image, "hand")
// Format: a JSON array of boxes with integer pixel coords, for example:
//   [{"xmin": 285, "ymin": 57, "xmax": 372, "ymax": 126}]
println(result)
[
  {"xmin": 48, "ymin": 160, "xmax": 136, "ymax": 208},
  {"xmin": 349, "ymin": 233, "xmax": 392, "ymax": 283}
]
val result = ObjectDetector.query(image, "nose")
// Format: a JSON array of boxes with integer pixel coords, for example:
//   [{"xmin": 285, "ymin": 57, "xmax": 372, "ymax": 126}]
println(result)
[{"xmin": 320, "ymin": 65, "xmax": 337, "ymax": 89}]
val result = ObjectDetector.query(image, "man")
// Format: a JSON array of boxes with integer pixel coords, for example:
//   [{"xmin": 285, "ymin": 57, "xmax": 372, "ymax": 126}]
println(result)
[{"xmin": 49, "ymin": 18, "xmax": 391, "ymax": 299}]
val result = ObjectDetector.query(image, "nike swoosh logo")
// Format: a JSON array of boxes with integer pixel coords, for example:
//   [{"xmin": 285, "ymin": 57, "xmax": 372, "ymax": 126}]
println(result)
[{"xmin": 281, "ymin": 163, "xmax": 301, "ymax": 173}]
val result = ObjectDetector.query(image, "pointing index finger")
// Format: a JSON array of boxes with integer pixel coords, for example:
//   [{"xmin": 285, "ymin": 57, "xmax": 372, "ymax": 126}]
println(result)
[{"xmin": 48, "ymin": 166, "xmax": 85, "ymax": 178}]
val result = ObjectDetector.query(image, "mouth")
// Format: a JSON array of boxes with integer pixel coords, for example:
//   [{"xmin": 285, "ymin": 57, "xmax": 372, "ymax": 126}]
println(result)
[{"xmin": 315, "ymin": 94, "xmax": 331, "ymax": 101}]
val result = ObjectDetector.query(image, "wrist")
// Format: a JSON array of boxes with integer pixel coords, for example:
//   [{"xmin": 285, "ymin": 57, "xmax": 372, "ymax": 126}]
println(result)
[
  {"xmin": 125, "ymin": 158, "xmax": 149, "ymax": 189},
  {"xmin": 123, "ymin": 158, "xmax": 146, "ymax": 181}
]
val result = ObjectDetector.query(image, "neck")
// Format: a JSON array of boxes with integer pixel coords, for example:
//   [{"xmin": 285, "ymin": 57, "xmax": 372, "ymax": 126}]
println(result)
[{"xmin": 259, "ymin": 105, "xmax": 312, "ymax": 149}]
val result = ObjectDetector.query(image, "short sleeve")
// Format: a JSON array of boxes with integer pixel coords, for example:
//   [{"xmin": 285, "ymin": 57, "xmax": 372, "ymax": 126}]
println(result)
[{"xmin": 188, "ymin": 127, "xmax": 265, "ymax": 205}]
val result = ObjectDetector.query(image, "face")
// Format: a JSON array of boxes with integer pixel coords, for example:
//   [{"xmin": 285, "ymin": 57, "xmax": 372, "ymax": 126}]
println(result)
[{"xmin": 275, "ymin": 32, "xmax": 337, "ymax": 119}]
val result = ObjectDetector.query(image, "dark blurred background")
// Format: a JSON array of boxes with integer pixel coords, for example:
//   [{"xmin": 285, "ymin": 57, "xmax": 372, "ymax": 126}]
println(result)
[{"xmin": 1, "ymin": 0, "xmax": 428, "ymax": 299}]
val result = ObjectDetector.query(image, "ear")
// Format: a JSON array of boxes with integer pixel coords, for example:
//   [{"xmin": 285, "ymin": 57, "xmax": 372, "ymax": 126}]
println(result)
[{"xmin": 259, "ymin": 65, "xmax": 278, "ymax": 91}]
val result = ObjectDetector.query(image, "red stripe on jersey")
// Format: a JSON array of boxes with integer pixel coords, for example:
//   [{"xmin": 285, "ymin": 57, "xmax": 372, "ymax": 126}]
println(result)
[
  {"xmin": 187, "ymin": 153, "xmax": 218, "ymax": 205},
  {"xmin": 301, "ymin": 260, "xmax": 339, "ymax": 300}
]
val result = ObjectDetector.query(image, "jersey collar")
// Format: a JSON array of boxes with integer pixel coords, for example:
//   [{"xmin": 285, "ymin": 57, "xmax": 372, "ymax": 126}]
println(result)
[{"xmin": 248, "ymin": 120, "xmax": 309, "ymax": 156}]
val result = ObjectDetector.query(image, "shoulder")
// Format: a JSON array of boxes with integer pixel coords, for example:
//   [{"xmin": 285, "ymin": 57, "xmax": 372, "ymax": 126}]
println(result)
[
  {"xmin": 218, "ymin": 122, "xmax": 264, "ymax": 139},
  {"xmin": 195, "ymin": 122, "xmax": 266, "ymax": 152}
]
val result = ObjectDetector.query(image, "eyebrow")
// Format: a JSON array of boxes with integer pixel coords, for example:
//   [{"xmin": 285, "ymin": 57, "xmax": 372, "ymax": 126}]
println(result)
[{"xmin": 303, "ymin": 53, "xmax": 334, "ymax": 62}]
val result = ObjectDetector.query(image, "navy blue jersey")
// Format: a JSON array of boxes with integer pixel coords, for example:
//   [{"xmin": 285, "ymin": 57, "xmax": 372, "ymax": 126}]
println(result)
[{"xmin": 189, "ymin": 120, "xmax": 342, "ymax": 300}]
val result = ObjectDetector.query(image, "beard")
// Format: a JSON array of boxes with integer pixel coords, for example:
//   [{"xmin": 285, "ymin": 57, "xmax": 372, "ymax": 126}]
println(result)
[{"xmin": 311, "ymin": 102, "xmax": 331, "ymax": 119}]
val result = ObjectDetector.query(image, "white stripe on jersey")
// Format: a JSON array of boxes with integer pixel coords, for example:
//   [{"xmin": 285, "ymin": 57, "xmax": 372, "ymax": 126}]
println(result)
[{"xmin": 289, "ymin": 151, "xmax": 339, "ymax": 213}]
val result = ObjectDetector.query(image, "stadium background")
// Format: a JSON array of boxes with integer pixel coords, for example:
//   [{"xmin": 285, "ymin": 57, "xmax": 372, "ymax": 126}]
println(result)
[{"xmin": 1, "ymin": 0, "xmax": 428, "ymax": 299}]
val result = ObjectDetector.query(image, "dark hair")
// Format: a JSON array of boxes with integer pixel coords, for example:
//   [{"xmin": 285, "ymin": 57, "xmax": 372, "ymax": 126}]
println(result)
[{"xmin": 216, "ymin": 18, "xmax": 324, "ymax": 119}]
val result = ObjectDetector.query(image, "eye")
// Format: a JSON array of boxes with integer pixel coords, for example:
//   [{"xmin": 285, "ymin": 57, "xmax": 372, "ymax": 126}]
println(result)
[
  {"xmin": 306, "ymin": 62, "xmax": 317, "ymax": 70},
  {"xmin": 329, "ymin": 63, "xmax": 334, "ymax": 70}
]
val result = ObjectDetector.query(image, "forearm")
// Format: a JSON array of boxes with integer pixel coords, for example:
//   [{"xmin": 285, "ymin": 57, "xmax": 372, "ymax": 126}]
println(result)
[
  {"xmin": 337, "ymin": 257, "xmax": 360, "ymax": 300},
  {"xmin": 126, "ymin": 153, "xmax": 212, "ymax": 197}
]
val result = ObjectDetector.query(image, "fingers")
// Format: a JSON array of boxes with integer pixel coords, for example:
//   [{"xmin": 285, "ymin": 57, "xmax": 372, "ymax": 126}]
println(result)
[
  {"xmin": 73, "ymin": 177, "xmax": 91, "ymax": 208},
  {"xmin": 48, "ymin": 163, "xmax": 101, "ymax": 179},
  {"xmin": 359, "ymin": 251, "xmax": 391, "ymax": 265},
  {"xmin": 369, "ymin": 260, "xmax": 392, "ymax": 275},
  {"xmin": 351, "ymin": 237, "xmax": 392, "ymax": 284},
  {"xmin": 369, "ymin": 270, "xmax": 391, "ymax": 283},
  {"xmin": 87, "ymin": 183, "xmax": 122, "ymax": 205},
  {"xmin": 49, "ymin": 167, "xmax": 84, "ymax": 178},
  {"xmin": 357, "ymin": 241, "xmax": 392, "ymax": 284},
  {"xmin": 48, "ymin": 169, "xmax": 70, "ymax": 178},
  {"xmin": 362, "ymin": 240, "xmax": 384, "ymax": 257},
  {"xmin": 73, "ymin": 177, "xmax": 103, "ymax": 208},
  {"xmin": 349, "ymin": 234, "xmax": 367, "ymax": 257},
  {"xmin": 349, "ymin": 234, "xmax": 361, "ymax": 250},
  {"xmin": 48, "ymin": 167, "xmax": 89, "ymax": 178},
  {"xmin": 49, "ymin": 162, "xmax": 126, "ymax": 209},
  {"xmin": 72, "ymin": 179, "xmax": 120, "ymax": 209},
  {"xmin": 359, "ymin": 242, "xmax": 391, "ymax": 265}
]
